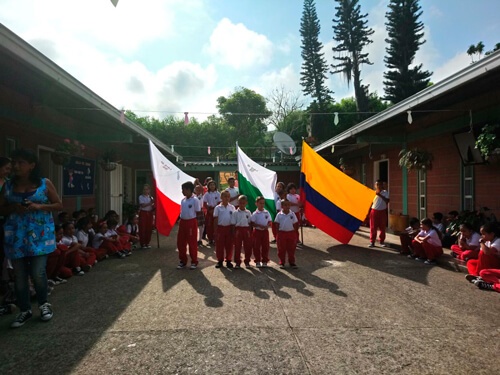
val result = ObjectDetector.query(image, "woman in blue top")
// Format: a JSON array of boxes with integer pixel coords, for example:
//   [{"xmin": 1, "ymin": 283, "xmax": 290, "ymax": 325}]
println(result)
[{"xmin": 0, "ymin": 149, "xmax": 63, "ymax": 328}]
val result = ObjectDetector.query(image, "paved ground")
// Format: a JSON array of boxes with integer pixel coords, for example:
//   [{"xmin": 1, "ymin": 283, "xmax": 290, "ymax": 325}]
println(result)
[{"xmin": 0, "ymin": 226, "xmax": 499, "ymax": 375}]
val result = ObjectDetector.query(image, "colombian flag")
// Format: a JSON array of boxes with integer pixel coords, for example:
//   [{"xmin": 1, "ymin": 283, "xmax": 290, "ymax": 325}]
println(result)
[{"xmin": 300, "ymin": 142, "xmax": 375, "ymax": 244}]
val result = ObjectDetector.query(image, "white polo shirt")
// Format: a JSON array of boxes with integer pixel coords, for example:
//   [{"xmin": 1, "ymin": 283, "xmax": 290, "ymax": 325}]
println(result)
[
  {"xmin": 61, "ymin": 235, "xmax": 78, "ymax": 247},
  {"xmin": 286, "ymin": 193, "xmax": 301, "ymax": 213},
  {"xmin": 225, "ymin": 187, "xmax": 240, "ymax": 206},
  {"xmin": 486, "ymin": 237, "xmax": 500, "ymax": 252},
  {"xmin": 251, "ymin": 209, "xmax": 271, "ymax": 230},
  {"xmin": 214, "ymin": 203, "xmax": 235, "ymax": 226},
  {"xmin": 231, "ymin": 208, "xmax": 252, "ymax": 227},
  {"xmin": 180, "ymin": 196, "xmax": 201, "ymax": 220},
  {"xmin": 139, "ymin": 194, "xmax": 154, "ymax": 212},
  {"xmin": 203, "ymin": 191, "xmax": 221, "ymax": 208},
  {"xmin": 372, "ymin": 190, "xmax": 389, "ymax": 210},
  {"xmin": 417, "ymin": 229, "xmax": 442, "ymax": 247},
  {"xmin": 274, "ymin": 210, "xmax": 298, "ymax": 231}
]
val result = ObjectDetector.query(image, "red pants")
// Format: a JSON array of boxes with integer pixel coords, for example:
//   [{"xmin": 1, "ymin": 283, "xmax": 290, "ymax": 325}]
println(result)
[
  {"xmin": 411, "ymin": 240, "xmax": 443, "ymax": 261},
  {"xmin": 46, "ymin": 248, "xmax": 65, "ymax": 280},
  {"xmin": 177, "ymin": 218, "xmax": 198, "ymax": 265},
  {"xmin": 479, "ymin": 269, "xmax": 500, "ymax": 293},
  {"xmin": 234, "ymin": 227, "xmax": 252, "ymax": 264},
  {"xmin": 215, "ymin": 225, "xmax": 233, "ymax": 262},
  {"xmin": 370, "ymin": 209, "xmax": 387, "ymax": 244},
  {"xmin": 139, "ymin": 210, "xmax": 154, "ymax": 246},
  {"xmin": 82, "ymin": 248, "xmax": 97, "ymax": 266},
  {"xmin": 450, "ymin": 245, "xmax": 479, "ymax": 261},
  {"xmin": 399, "ymin": 233, "xmax": 414, "ymax": 254},
  {"xmin": 64, "ymin": 250, "xmax": 84, "ymax": 269},
  {"xmin": 277, "ymin": 231, "xmax": 297, "ymax": 265},
  {"xmin": 93, "ymin": 247, "xmax": 108, "ymax": 261},
  {"xmin": 253, "ymin": 229, "xmax": 270, "ymax": 263},
  {"xmin": 118, "ymin": 235, "xmax": 131, "ymax": 251},
  {"xmin": 467, "ymin": 251, "xmax": 500, "ymax": 276},
  {"xmin": 271, "ymin": 222, "xmax": 278, "ymax": 240},
  {"xmin": 205, "ymin": 209, "xmax": 215, "ymax": 242},
  {"xmin": 101, "ymin": 240, "xmax": 121, "ymax": 255}
]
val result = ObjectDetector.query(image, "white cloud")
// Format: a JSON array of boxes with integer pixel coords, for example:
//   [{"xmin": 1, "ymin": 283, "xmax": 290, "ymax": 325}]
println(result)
[
  {"xmin": 205, "ymin": 18, "xmax": 273, "ymax": 69},
  {"xmin": 432, "ymin": 52, "xmax": 471, "ymax": 83}
]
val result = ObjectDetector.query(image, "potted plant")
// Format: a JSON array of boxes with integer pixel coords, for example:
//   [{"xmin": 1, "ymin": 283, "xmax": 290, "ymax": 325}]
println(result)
[
  {"xmin": 99, "ymin": 149, "xmax": 119, "ymax": 171},
  {"xmin": 338, "ymin": 157, "xmax": 355, "ymax": 176},
  {"xmin": 398, "ymin": 148, "xmax": 433, "ymax": 171},
  {"xmin": 475, "ymin": 124, "xmax": 500, "ymax": 162},
  {"xmin": 51, "ymin": 139, "xmax": 85, "ymax": 166}
]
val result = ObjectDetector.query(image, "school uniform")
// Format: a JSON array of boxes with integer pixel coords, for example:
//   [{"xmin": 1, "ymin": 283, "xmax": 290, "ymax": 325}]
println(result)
[
  {"xmin": 450, "ymin": 232, "xmax": 481, "ymax": 260},
  {"xmin": 93, "ymin": 232, "xmax": 119, "ymax": 255},
  {"xmin": 272, "ymin": 193, "xmax": 284, "ymax": 240},
  {"xmin": 138, "ymin": 194, "xmax": 154, "ymax": 247},
  {"xmin": 54, "ymin": 242, "xmax": 73, "ymax": 279},
  {"xmin": 231, "ymin": 208, "xmax": 252, "ymax": 265},
  {"xmin": 467, "ymin": 237, "xmax": 500, "ymax": 276},
  {"xmin": 370, "ymin": 190, "xmax": 389, "ymax": 245},
  {"xmin": 77, "ymin": 229, "xmax": 106, "ymax": 261},
  {"xmin": 411, "ymin": 229, "xmax": 443, "ymax": 261},
  {"xmin": 107, "ymin": 228, "xmax": 131, "ymax": 251},
  {"xmin": 225, "ymin": 187, "xmax": 239, "ymax": 208},
  {"xmin": 286, "ymin": 193, "xmax": 301, "ymax": 241},
  {"xmin": 62, "ymin": 234, "xmax": 97, "ymax": 266},
  {"xmin": 251, "ymin": 209, "xmax": 272, "ymax": 264},
  {"xmin": 203, "ymin": 191, "xmax": 221, "ymax": 242},
  {"xmin": 214, "ymin": 203, "xmax": 235, "ymax": 262},
  {"xmin": 275, "ymin": 210, "xmax": 298, "ymax": 265},
  {"xmin": 177, "ymin": 195, "xmax": 201, "ymax": 265},
  {"xmin": 195, "ymin": 194, "xmax": 205, "ymax": 241}
]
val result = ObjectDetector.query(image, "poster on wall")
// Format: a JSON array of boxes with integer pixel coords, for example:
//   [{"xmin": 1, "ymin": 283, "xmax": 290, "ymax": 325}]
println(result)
[{"xmin": 63, "ymin": 157, "xmax": 95, "ymax": 197}]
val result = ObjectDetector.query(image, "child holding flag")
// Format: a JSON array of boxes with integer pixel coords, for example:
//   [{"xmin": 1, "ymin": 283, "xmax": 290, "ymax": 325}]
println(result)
[
  {"xmin": 251, "ymin": 196, "xmax": 272, "ymax": 268},
  {"xmin": 275, "ymin": 199, "xmax": 299, "ymax": 269},
  {"xmin": 177, "ymin": 181, "xmax": 201, "ymax": 270},
  {"xmin": 213, "ymin": 191, "xmax": 235, "ymax": 268}
]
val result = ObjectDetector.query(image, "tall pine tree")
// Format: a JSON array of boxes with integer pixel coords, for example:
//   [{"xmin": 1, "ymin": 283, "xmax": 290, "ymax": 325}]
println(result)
[
  {"xmin": 383, "ymin": 0, "xmax": 432, "ymax": 104},
  {"xmin": 300, "ymin": 0, "xmax": 332, "ymax": 141},
  {"xmin": 332, "ymin": 0, "xmax": 374, "ymax": 114}
]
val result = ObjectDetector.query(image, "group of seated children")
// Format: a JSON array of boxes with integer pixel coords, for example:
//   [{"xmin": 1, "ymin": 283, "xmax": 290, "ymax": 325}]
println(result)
[
  {"xmin": 398, "ymin": 211, "xmax": 500, "ymax": 293},
  {"xmin": 47, "ymin": 209, "xmax": 141, "ymax": 285},
  {"xmin": 177, "ymin": 181, "xmax": 300, "ymax": 270}
]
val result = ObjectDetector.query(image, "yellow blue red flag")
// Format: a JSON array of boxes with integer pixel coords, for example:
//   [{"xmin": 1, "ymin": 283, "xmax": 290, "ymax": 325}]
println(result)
[{"xmin": 300, "ymin": 142, "xmax": 376, "ymax": 244}]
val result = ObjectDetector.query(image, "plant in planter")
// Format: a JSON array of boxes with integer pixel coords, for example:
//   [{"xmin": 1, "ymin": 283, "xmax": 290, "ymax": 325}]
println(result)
[
  {"xmin": 99, "ymin": 149, "xmax": 119, "ymax": 171},
  {"xmin": 338, "ymin": 157, "xmax": 355, "ymax": 176},
  {"xmin": 475, "ymin": 124, "xmax": 500, "ymax": 162},
  {"xmin": 52, "ymin": 139, "xmax": 85, "ymax": 165},
  {"xmin": 398, "ymin": 148, "xmax": 433, "ymax": 171}
]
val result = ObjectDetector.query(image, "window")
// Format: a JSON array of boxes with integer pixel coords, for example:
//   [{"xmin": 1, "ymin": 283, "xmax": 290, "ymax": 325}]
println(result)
[
  {"xmin": 418, "ymin": 169, "xmax": 426, "ymax": 219},
  {"xmin": 463, "ymin": 165, "xmax": 474, "ymax": 211}
]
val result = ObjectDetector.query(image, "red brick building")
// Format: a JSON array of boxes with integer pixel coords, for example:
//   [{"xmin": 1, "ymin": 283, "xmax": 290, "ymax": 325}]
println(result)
[{"xmin": 314, "ymin": 51, "xmax": 500, "ymax": 229}]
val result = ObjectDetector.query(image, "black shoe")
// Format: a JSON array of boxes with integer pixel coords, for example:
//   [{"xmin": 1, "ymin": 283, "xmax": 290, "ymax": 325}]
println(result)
[
  {"xmin": 476, "ymin": 281, "xmax": 494, "ymax": 290},
  {"xmin": 11, "ymin": 310, "xmax": 32, "ymax": 328},
  {"xmin": 215, "ymin": 261, "xmax": 223, "ymax": 268},
  {"xmin": 226, "ymin": 261, "xmax": 234, "ymax": 268},
  {"xmin": 270, "ymin": 239, "xmax": 277, "ymax": 244},
  {"xmin": 451, "ymin": 251, "xmax": 458, "ymax": 258},
  {"xmin": 290, "ymin": 263, "xmax": 298, "ymax": 269},
  {"xmin": 197, "ymin": 240, "xmax": 203, "ymax": 246}
]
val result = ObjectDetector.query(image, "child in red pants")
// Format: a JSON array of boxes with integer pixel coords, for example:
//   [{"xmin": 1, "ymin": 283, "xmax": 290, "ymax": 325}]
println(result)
[
  {"xmin": 410, "ymin": 218, "xmax": 443, "ymax": 265},
  {"xmin": 177, "ymin": 181, "xmax": 201, "ymax": 270},
  {"xmin": 465, "ymin": 222, "xmax": 500, "ymax": 278},
  {"xmin": 450, "ymin": 222, "xmax": 480, "ymax": 261},
  {"xmin": 250, "ymin": 196, "xmax": 272, "ymax": 268},
  {"xmin": 274, "ymin": 199, "xmax": 299, "ymax": 269},
  {"xmin": 61, "ymin": 222, "xmax": 96, "ymax": 274},
  {"xmin": 213, "ymin": 191, "xmax": 235, "ymax": 268},
  {"xmin": 231, "ymin": 195, "xmax": 252, "ymax": 268}
]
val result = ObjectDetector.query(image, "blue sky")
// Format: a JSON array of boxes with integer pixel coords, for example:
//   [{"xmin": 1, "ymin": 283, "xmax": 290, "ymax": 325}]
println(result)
[{"xmin": 1, "ymin": 0, "xmax": 499, "ymax": 121}]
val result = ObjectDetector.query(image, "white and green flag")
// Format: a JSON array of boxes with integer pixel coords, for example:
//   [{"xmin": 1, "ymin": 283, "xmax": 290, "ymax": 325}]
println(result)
[{"xmin": 237, "ymin": 145, "xmax": 277, "ymax": 218}]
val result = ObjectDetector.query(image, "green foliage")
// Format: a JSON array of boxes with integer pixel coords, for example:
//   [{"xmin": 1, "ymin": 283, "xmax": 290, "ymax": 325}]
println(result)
[
  {"xmin": 447, "ymin": 207, "xmax": 497, "ymax": 236},
  {"xmin": 299, "ymin": 0, "xmax": 332, "ymax": 111},
  {"xmin": 475, "ymin": 124, "xmax": 500, "ymax": 160},
  {"xmin": 398, "ymin": 148, "xmax": 433, "ymax": 171},
  {"xmin": 383, "ymin": 0, "xmax": 432, "ymax": 104},
  {"xmin": 332, "ymin": 0, "xmax": 374, "ymax": 113}
]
